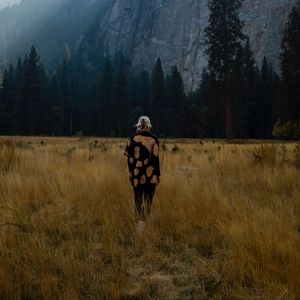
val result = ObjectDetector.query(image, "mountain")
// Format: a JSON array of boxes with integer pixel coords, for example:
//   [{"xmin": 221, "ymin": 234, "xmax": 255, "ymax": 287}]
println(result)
[
  {"xmin": 0, "ymin": 0, "xmax": 298, "ymax": 90},
  {"xmin": 80, "ymin": 0, "xmax": 297, "ymax": 90}
]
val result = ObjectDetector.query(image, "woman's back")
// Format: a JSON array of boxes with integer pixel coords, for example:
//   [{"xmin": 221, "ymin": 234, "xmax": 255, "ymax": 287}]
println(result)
[{"xmin": 124, "ymin": 130, "xmax": 160, "ymax": 187}]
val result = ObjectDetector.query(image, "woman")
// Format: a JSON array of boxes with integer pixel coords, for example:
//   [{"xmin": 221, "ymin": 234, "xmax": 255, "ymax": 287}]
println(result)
[{"xmin": 124, "ymin": 116, "xmax": 161, "ymax": 231}]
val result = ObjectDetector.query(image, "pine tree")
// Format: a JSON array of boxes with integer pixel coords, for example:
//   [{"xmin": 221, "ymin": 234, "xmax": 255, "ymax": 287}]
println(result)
[
  {"xmin": 185, "ymin": 70, "xmax": 208, "ymax": 138},
  {"xmin": 14, "ymin": 57, "xmax": 24, "ymax": 134},
  {"xmin": 242, "ymin": 38, "xmax": 258, "ymax": 138},
  {"xmin": 136, "ymin": 70, "xmax": 150, "ymax": 112},
  {"xmin": 60, "ymin": 58, "xmax": 72, "ymax": 136},
  {"xmin": 169, "ymin": 66, "xmax": 185, "ymax": 137},
  {"xmin": 0, "ymin": 64, "xmax": 16, "ymax": 134},
  {"xmin": 128, "ymin": 70, "xmax": 150, "ymax": 129},
  {"xmin": 231, "ymin": 47, "xmax": 246, "ymax": 138},
  {"xmin": 203, "ymin": 71, "xmax": 224, "ymax": 137},
  {"xmin": 113, "ymin": 52, "xmax": 128, "ymax": 137},
  {"xmin": 39, "ymin": 63, "xmax": 50, "ymax": 134},
  {"xmin": 49, "ymin": 73, "xmax": 63, "ymax": 135},
  {"xmin": 21, "ymin": 47, "xmax": 46, "ymax": 135},
  {"xmin": 204, "ymin": 0, "xmax": 245, "ymax": 139},
  {"xmin": 197, "ymin": 70, "xmax": 210, "ymax": 127},
  {"xmin": 76, "ymin": 63, "xmax": 92, "ymax": 136},
  {"xmin": 97, "ymin": 55, "xmax": 112, "ymax": 136},
  {"xmin": 150, "ymin": 58, "xmax": 164, "ymax": 135},
  {"xmin": 230, "ymin": 38, "xmax": 258, "ymax": 138},
  {"xmin": 280, "ymin": 2, "xmax": 300, "ymax": 123},
  {"xmin": 257, "ymin": 57, "xmax": 279, "ymax": 138}
]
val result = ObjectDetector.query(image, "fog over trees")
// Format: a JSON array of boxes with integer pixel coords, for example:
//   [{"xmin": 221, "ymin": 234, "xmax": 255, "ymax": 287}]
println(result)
[{"xmin": 0, "ymin": 0, "xmax": 110, "ymax": 70}]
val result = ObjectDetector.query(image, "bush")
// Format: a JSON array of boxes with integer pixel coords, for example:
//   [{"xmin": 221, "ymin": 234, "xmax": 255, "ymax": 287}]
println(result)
[
  {"xmin": 75, "ymin": 131, "xmax": 84, "ymax": 138},
  {"xmin": 172, "ymin": 144, "xmax": 180, "ymax": 153},
  {"xmin": 272, "ymin": 120, "xmax": 300, "ymax": 139}
]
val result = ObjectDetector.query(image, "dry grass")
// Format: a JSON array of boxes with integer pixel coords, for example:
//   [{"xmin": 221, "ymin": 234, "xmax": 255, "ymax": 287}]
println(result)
[{"xmin": 0, "ymin": 137, "xmax": 299, "ymax": 300}]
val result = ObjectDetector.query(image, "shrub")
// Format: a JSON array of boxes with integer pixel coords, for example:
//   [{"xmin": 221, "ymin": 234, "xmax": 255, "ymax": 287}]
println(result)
[
  {"xmin": 75, "ymin": 131, "xmax": 84, "ymax": 138},
  {"xmin": 272, "ymin": 120, "xmax": 300, "ymax": 139},
  {"xmin": 172, "ymin": 144, "xmax": 180, "ymax": 153}
]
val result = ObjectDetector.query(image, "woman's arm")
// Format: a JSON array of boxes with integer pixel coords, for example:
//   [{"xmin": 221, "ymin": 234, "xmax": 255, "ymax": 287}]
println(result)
[
  {"xmin": 124, "ymin": 139, "xmax": 135, "ymax": 183},
  {"xmin": 152, "ymin": 141, "xmax": 161, "ymax": 177}
]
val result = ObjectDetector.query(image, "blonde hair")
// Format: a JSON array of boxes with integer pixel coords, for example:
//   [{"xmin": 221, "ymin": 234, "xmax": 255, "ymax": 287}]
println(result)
[{"xmin": 135, "ymin": 116, "xmax": 152, "ymax": 131}]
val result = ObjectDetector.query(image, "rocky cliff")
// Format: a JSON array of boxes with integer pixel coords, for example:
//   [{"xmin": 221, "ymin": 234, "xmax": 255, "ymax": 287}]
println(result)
[
  {"xmin": 90, "ymin": 0, "xmax": 297, "ymax": 90},
  {"xmin": 1, "ymin": 0, "xmax": 297, "ymax": 89}
]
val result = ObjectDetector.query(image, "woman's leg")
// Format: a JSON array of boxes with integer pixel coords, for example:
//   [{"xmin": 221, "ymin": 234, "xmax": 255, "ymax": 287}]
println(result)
[
  {"xmin": 144, "ymin": 184, "xmax": 156, "ymax": 218},
  {"xmin": 133, "ymin": 186, "xmax": 145, "ymax": 221}
]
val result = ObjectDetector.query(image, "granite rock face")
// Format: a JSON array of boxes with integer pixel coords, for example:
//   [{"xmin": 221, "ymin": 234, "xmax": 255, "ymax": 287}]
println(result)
[{"xmin": 92, "ymin": 0, "xmax": 297, "ymax": 90}]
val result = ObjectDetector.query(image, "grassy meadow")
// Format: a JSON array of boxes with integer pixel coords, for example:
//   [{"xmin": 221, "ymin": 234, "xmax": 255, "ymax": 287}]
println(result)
[{"xmin": 0, "ymin": 137, "xmax": 299, "ymax": 300}]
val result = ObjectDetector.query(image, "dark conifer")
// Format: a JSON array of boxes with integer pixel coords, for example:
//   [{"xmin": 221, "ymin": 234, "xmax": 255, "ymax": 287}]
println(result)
[
  {"xmin": 204, "ymin": 0, "xmax": 245, "ymax": 139},
  {"xmin": 113, "ymin": 52, "xmax": 128, "ymax": 137},
  {"xmin": 256, "ymin": 57, "xmax": 279, "ymax": 138},
  {"xmin": 136, "ymin": 70, "xmax": 150, "ymax": 112},
  {"xmin": 169, "ymin": 66, "xmax": 185, "ymax": 137},
  {"xmin": 60, "ymin": 58, "xmax": 72, "ymax": 136},
  {"xmin": 242, "ymin": 38, "xmax": 258, "ymax": 138},
  {"xmin": 97, "ymin": 55, "xmax": 112, "ymax": 136},
  {"xmin": 21, "ymin": 47, "xmax": 46, "ymax": 135},
  {"xmin": 150, "ymin": 58, "xmax": 164, "ymax": 135},
  {"xmin": 280, "ymin": 2, "xmax": 300, "ymax": 123},
  {"xmin": 49, "ymin": 73, "xmax": 63, "ymax": 135},
  {"xmin": 0, "ymin": 64, "xmax": 16, "ymax": 134}
]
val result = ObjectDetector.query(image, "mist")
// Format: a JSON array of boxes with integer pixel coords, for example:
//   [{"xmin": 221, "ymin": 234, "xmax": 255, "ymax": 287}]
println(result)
[
  {"xmin": 0, "ymin": 0, "xmax": 21, "ymax": 10},
  {"xmin": 0, "ymin": 0, "xmax": 110, "ymax": 70}
]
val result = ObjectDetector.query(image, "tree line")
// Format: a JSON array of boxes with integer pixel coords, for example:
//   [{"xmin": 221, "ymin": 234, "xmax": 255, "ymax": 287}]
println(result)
[{"xmin": 0, "ymin": 0, "xmax": 299, "ymax": 139}]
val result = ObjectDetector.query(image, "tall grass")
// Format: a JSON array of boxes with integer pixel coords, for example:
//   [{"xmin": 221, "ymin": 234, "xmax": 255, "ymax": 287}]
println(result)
[
  {"xmin": 0, "ymin": 137, "xmax": 299, "ymax": 299},
  {"xmin": 0, "ymin": 139, "xmax": 18, "ymax": 174}
]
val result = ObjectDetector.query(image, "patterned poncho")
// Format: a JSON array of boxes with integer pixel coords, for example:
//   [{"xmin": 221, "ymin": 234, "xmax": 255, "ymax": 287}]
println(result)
[{"xmin": 124, "ymin": 131, "xmax": 161, "ymax": 187}]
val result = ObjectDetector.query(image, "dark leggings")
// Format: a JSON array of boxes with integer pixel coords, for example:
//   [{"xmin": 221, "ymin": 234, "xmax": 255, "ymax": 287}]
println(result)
[{"xmin": 133, "ymin": 184, "xmax": 156, "ymax": 221}]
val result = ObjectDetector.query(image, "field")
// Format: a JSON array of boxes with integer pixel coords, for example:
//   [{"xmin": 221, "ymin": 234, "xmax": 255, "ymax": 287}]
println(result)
[{"xmin": 0, "ymin": 137, "xmax": 299, "ymax": 300}]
